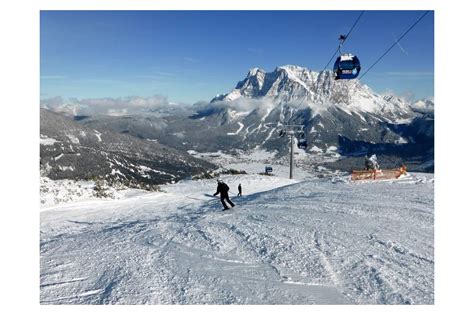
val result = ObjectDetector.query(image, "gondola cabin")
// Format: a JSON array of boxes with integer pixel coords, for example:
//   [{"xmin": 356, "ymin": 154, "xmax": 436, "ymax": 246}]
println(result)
[
  {"xmin": 333, "ymin": 54, "xmax": 361, "ymax": 80},
  {"xmin": 297, "ymin": 138, "xmax": 307, "ymax": 150}
]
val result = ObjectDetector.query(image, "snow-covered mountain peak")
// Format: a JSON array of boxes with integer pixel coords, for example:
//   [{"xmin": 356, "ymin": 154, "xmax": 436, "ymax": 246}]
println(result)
[
  {"xmin": 275, "ymin": 65, "xmax": 310, "ymax": 75},
  {"xmin": 248, "ymin": 67, "xmax": 266, "ymax": 76},
  {"xmin": 215, "ymin": 65, "xmax": 350, "ymax": 104},
  {"xmin": 211, "ymin": 65, "xmax": 421, "ymax": 120}
]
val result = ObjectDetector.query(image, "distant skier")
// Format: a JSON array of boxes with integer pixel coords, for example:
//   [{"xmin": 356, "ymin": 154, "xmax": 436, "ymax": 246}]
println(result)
[
  {"xmin": 237, "ymin": 183, "xmax": 242, "ymax": 196},
  {"xmin": 369, "ymin": 154, "xmax": 380, "ymax": 170},
  {"xmin": 365, "ymin": 154, "xmax": 380, "ymax": 170},
  {"xmin": 213, "ymin": 179, "xmax": 235, "ymax": 210}
]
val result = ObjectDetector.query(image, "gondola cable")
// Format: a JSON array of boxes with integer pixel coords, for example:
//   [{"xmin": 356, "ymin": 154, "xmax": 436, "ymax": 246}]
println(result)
[
  {"xmin": 322, "ymin": 11, "xmax": 365, "ymax": 71},
  {"xmin": 358, "ymin": 11, "xmax": 430, "ymax": 80}
]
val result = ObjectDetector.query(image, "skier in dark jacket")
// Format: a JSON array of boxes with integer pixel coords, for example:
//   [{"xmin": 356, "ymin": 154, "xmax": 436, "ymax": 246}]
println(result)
[
  {"xmin": 213, "ymin": 179, "xmax": 235, "ymax": 210},
  {"xmin": 237, "ymin": 183, "xmax": 242, "ymax": 196}
]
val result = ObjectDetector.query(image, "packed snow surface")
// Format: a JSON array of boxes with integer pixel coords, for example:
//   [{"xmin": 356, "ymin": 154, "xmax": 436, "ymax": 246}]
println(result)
[
  {"xmin": 40, "ymin": 173, "xmax": 434, "ymax": 304},
  {"xmin": 40, "ymin": 177, "xmax": 149, "ymax": 208}
]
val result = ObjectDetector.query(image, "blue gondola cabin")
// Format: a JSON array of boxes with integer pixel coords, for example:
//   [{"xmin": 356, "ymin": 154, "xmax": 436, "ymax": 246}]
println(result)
[{"xmin": 333, "ymin": 53, "xmax": 361, "ymax": 80}]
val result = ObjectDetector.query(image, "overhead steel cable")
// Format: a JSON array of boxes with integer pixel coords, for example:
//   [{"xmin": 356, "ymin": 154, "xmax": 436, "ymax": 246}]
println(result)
[
  {"xmin": 358, "ymin": 11, "xmax": 431, "ymax": 80},
  {"xmin": 322, "ymin": 11, "xmax": 365, "ymax": 71}
]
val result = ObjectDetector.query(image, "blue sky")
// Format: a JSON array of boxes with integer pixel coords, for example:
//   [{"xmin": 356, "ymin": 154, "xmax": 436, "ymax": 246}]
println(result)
[{"xmin": 40, "ymin": 10, "xmax": 434, "ymax": 103}]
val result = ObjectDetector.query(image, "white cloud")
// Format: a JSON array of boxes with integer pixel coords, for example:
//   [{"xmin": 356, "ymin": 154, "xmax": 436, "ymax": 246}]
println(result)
[
  {"xmin": 412, "ymin": 99, "xmax": 434, "ymax": 112},
  {"xmin": 40, "ymin": 95, "xmax": 173, "ymax": 117},
  {"xmin": 203, "ymin": 97, "xmax": 277, "ymax": 116}
]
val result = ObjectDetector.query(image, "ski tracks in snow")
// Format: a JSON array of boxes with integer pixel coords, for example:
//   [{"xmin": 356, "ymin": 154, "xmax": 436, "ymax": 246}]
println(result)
[
  {"xmin": 124, "ymin": 195, "xmax": 349, "ymax": 303},
  {"xmin": 40, "ymin": 174, "xmax": 433, "ymax": 304}
]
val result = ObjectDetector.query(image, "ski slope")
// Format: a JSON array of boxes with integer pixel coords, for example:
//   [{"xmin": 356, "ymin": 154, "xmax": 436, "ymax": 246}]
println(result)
[{"xmin": 40, "ymin": 173, "xmax": 434, "ymax": 304}]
